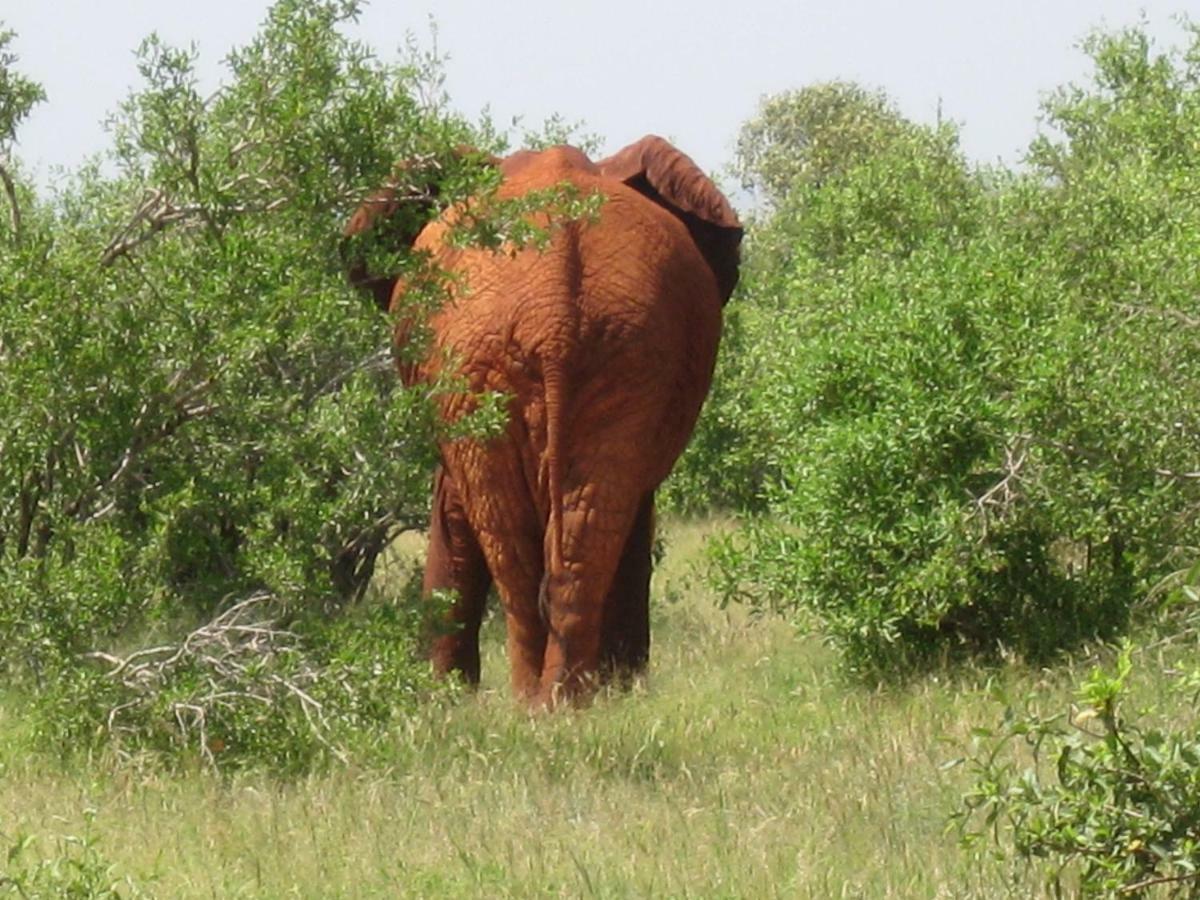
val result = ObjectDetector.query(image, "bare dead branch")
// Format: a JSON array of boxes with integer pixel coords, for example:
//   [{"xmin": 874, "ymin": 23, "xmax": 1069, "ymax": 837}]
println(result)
[
  {"xmin": 84, "ymin": 644, "xmax": 178, "ymax": 679},
  {"xmin": 85, "ymin": 591, "xmax": 351, "ymax": 767},
  {"xmin": 968, "ymin": 437, "xmax": 1030, "ymax": 539}
]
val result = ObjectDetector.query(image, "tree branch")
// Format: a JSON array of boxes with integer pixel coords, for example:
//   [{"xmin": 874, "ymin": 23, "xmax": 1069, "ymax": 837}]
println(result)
[
  {"xmin": 0, "ymin": 157, "xmax": 22, "ymax": 246},
  {"xmin": 1119, "ymin": 871, "xmax": 1200, "ymax": 894},
  {"xmin": 66, "ymin": 366, "xmax": 218, "ymax": 522}
]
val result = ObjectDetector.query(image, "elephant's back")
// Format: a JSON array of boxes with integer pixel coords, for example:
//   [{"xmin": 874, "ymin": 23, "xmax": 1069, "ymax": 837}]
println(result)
[
  {"xmin": 420, "ymin": 177, "xmax": 720, "ymax": 377},
  {"xmin": 416, "ymin": 154, "xmax": 723, "ymax": 488}
]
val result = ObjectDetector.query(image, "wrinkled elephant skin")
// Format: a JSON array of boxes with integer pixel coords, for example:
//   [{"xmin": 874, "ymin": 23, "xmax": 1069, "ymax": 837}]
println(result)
[{"xmin": 346, "ymin": 136, "xmax": 742, "ymax": 705}]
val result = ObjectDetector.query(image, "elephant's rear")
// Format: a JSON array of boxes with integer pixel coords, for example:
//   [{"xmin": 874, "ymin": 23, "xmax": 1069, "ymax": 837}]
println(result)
[
  {"xmin": 423, "ymin": 158, "xmax": 725, "ymax": 503},
  {"xmin": 389, "ymin": 139, "xmax": 740, "ymax": 703},
  {"xmin": 437, "ymin": 175, "xmax": 720, "ymax": 700},
  {"xmin": 550, "ymin": 192, "xmax": 725, "ymax": 699},
  {"xmin": 566, "ymin": 186, "xmax": 723, "ymax": 486}
]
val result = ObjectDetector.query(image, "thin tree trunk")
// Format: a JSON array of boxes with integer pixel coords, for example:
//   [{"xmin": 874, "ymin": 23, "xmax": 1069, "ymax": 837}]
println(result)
[{"xmin": 0, "ymin": 158, "xmax": 21, "ymax": 246}]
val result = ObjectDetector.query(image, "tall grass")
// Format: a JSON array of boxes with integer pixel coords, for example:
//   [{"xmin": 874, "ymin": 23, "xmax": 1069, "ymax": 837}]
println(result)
[{"xmin": 2, "ymin": 519, "xmax": 1176, "ymax": 898}]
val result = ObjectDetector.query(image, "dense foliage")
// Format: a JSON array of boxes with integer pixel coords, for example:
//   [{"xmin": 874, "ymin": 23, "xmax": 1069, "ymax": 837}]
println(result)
[
  {"xmin": 677, "ymin": 27, "xmax": 1200, "ymax": 677},
  {"xmin": 0, "ymin": 0, "xmax": 505, "ymax": 767}
]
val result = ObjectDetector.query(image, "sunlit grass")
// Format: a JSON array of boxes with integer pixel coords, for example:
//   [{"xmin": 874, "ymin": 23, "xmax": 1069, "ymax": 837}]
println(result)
[{"xmin": 0, "ymin": 518, "xmax": 1161, "ymax": 897}]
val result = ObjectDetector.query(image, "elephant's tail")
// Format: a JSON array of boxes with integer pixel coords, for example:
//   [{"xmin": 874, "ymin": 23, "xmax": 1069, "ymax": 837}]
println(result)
[
  {"xmin": 542, "ymin": 353, "xmax": 566, "ymax": 583},
  {"xmin": 536, "ymin": 223, "xmax": 582, "ymax": 625}
]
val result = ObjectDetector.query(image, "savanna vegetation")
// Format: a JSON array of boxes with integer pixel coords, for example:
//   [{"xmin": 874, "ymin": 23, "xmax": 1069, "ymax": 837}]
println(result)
[{"xmin": 2, "ymin": 1, "xmax": 1199, "ymax": 895}]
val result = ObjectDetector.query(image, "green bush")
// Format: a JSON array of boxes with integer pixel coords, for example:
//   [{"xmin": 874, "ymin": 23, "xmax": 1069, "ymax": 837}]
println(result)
[
  {"xmin": 958, "ymin": 639, "xmax": 1200, "ymax": 897},
  {"xmin": 0, "ymin": 1, "xmax": 505, "ymax": 766},
  {"xmin": 700, "ymin": 28, "xmax": 1200, "ymax": 678}
]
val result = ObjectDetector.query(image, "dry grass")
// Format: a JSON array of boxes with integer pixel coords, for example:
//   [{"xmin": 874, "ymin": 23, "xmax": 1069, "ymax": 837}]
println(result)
[{"xmin": 0, "ymin": 518, "xmax": 1105, "ymax": 897}]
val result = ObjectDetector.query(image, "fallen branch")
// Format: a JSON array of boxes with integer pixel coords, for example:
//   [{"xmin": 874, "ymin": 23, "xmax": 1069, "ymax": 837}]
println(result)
[{"xmin": 84, "ymin": 591, "xmax": 347, "ymax": 766}]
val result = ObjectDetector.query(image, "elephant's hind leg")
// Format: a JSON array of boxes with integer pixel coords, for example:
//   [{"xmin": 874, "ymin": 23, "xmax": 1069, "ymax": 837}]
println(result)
[
  {"xmin": 599, "ymin": 492, "xmax": 654, "ymax": 682},
  {"xmin": 538, "ymin": 486, "xmax": 643, "ymax": 705},
  {"xmin": 424, "ymin": 465, "xmax": 492, "ymax": 684}
]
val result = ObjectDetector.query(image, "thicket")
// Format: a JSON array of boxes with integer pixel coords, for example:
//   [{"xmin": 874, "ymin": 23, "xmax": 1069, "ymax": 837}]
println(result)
[
  {"xmin": 0, "ymin": 0, "xmax": 515, "ymax": 769},
  {"xmin": 673, "ymin": 26, "xmax": 1200, "ymax": 678}
]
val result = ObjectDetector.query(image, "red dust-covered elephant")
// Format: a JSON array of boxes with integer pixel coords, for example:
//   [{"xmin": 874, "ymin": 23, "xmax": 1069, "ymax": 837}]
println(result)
[{"xmin": 345, "ymin": 136, "xmax": 742, "ymax": 705}]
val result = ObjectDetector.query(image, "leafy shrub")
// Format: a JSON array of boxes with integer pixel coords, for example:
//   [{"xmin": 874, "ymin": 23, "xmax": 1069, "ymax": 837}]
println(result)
[
  {"xmin": 958, "ymin": 640, "xmax": 1200, "ymax": 897},
  {"xmin": 1, "ymin": 0, "xmax": 444, "ymax": 653},
  {"xmin": 1, "ymin": 811, "xmax": 142, "ymax": 898},
  {"xmin": 700, "ymin": 27, "xmax": 1200, "ymax": 678},
  {"xmin": 0, "ymin": 1, "xmax": 527, "ymax": 766}
]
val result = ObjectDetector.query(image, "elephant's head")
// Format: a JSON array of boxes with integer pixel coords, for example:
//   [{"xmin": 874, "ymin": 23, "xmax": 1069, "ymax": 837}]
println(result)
[{"xmin": 596, "ymin": 135, "xmax": 743, "ymax": 304}]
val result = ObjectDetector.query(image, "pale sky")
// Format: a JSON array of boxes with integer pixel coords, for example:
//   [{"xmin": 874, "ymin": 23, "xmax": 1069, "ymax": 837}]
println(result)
[{"xmin": 3, "ymin": 1, "xmax": 1195, "ymax": 193}]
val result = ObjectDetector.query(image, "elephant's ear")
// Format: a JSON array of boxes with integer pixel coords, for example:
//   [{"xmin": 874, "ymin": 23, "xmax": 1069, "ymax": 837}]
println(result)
[
  {"xmin": 343, "ymin": 185, "xmax": 413, "ymax": 311},
  {"xmin": 343, "ymin": 147, "xmax": 500, "ymax": 311},
  {"xmin": 597, "ymin": 135, "xmax": 743, "ymax": 304}
]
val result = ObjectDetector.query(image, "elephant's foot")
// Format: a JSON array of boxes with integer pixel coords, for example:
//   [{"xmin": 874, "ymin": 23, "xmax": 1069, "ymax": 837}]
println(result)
[
  {"xmin": 430, "ymin": 631, "xmax": 482, "ymax": 686},
  {"xmin": 492, "ymin": 598, "xmax": 544, "ymax": 702},
  {"xmin": 422, "ymin": 464, "xmax": 491, "ymax": 686},
  {"xmin": 538, "ymin": 611, "xmax": 605, "ymax": 707},
  {"xmin": 534, "ymin": 670, "xmax": 599, "ymax": 709}
]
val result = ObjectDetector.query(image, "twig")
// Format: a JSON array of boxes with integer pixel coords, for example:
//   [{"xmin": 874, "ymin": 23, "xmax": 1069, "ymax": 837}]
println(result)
[
  {"xmin": 1117, "ymin": 302, "xmax": 1200, "ymax": 329},
  {"xmin": 969, "ymin": 437, "xmax": 1030, "ymax": 538},
  {"xmin": 1119, "ymin": 871, "xmax": 1200, "ymax": 894},
  {"xmin": 312, "ymin": 348, "xmax": 393, "ymax": 399},
  {"xmin": 1156, "ymin": 468, "xmax": 1200, "ymax": 480},
  {"xmin": 70, "ymin": 367, "xmax": 218, "ymax": 523},
  {"xmin": 84, "ymin": 645, "xmax": 178, "ymax": 679}
]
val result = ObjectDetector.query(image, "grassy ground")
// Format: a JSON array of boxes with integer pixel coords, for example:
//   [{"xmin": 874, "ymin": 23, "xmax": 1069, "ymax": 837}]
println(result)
[{"xmin": 0, "ymin": 518, "xmax": 1177, "ymax": 898}]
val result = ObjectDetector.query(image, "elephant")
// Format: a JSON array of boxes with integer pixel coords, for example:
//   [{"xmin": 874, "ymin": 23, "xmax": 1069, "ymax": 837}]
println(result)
[{"xmin": 345, "ymin": 136, "xmax": 742, "ymax": 705}]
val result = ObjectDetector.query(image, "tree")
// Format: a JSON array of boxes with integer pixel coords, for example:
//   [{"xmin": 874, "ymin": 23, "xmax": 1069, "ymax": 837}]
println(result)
[
  {"xmin": 704, "ymin": 25, "xmax": 1200, "ymax": 678},
  {"xmin": 734, "ymin": 81, "xmax": 920, "ymax": 207},
  {"xmin": 667, "ymin": 79, "xmax": 977, "ymax": 515},
  {"xmin": 0, "ymin": 0, "xmax": 500, "ymax": 767},
  {"xmin": 0, "ymin": 26, "xmax": 44, "ymax": 245}
]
